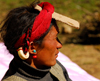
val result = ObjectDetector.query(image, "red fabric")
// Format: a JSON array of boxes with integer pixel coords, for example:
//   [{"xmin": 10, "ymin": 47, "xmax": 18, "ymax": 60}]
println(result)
[{"xmin": 15, "ymin": 2, "xmax": 54, "ymax": 48}]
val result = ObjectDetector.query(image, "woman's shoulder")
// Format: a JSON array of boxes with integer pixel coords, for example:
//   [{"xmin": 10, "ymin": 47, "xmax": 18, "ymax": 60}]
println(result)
[
  {"xmin": 2, "ymin": 75, "xmax": 27, "ymax": 81},
  {"xmin": 54, "ymin": 60, "xmax": 72, "ymax": 81}
]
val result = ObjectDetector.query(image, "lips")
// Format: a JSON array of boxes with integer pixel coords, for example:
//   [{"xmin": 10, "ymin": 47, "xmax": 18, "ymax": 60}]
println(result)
[
  {"xmin": 55, "ymin": 53, "xmax": 58, "ymax": 58},
  {"xmin": 55, "ymin": 53, "xmax": 58, "ymax": 56},
  {"xmin": 56, "ymin": 50, "xmax": 59, "ymax": 54}
]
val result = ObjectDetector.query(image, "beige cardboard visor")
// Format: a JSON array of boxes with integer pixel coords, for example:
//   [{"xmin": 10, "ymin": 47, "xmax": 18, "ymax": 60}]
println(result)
[{"xmin": 35, "ymin": 5, "xmax": 80, "ymax": 29}]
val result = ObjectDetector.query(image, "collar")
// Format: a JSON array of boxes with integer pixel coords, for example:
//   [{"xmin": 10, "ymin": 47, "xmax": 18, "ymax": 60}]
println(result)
[{"xmin": 12, "ymin": 57, "xmax": 51, "ymax": 79}]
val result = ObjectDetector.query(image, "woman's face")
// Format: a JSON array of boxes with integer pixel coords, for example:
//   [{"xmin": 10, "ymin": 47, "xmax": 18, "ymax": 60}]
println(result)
[{"xmin": 35, "ymin": 25, "xmax": 62, "ymax": 68}]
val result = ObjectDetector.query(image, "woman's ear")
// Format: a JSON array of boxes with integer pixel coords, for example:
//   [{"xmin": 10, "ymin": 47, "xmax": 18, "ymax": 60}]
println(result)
[{"xmin": 28, "ymin": 41, "xmax": 37, "ymax": 55}]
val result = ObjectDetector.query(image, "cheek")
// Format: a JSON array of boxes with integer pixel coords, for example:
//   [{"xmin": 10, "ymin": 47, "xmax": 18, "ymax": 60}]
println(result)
[
  {"xmin": 38, "ymin": 40, "xmax": 57, "ymax": 59},
  {"xmin": 45, "ymin": 40, "xmax": 57, "ymax": 52},
  {"xmin": 36, "ymin": 40, "xmax": 57, "ymax": 66}
]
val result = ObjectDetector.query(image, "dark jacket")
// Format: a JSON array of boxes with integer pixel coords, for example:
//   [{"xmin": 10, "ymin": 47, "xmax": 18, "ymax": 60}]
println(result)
[{"xmin": 2, "ymin": 57, "xmax": 72, "ymax": 81}]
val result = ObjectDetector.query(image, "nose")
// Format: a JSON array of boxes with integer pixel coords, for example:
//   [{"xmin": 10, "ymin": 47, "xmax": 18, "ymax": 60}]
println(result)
[{"xmin": 57, "ymin": 38, "xmax": 62, "ymax": 49}]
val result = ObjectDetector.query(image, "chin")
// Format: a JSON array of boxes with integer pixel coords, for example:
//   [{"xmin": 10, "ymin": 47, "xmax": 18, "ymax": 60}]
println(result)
[
  {"xmin": 45, "ymin": 60, "xmax": 57, "ymax": 67},
  {"xmin": 49, "ymin": 60, "xmax": 57, "ymax": 66}
]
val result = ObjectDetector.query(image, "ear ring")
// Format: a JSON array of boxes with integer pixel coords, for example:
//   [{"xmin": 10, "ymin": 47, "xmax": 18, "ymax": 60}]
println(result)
[
  {"xmin": 33, "ymin": 50, "xmax": 37, "ymax": 58},
  {"xmin": 33, "ymin": 50, "xmax": 36, "ymax": 53},
  {"xmin": 17, "ymin": 47, "xmax": 29, "ymax": 60},
  {"xmin": 33, "ymin": 55, "xmax": 37, "ymax": 58}
]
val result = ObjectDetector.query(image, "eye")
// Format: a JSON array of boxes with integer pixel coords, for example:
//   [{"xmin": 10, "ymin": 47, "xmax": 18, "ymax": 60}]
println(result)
[
  {"xmin": 56, "ymin": 37, "xmax": 58, "ymax": 40},
  {"xmin": 56, "ymin": 34, "xmax": 58, "ymax": 39},
  {"xmin": 56, "ymin": 36, "xmax": 58, "ymax": 40}
]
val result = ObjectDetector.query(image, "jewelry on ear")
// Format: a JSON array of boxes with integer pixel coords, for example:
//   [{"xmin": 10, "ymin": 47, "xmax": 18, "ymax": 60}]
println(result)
[
  {"xmin": 32, "ymin": 50, "xmax": 37, "ymax": 58},
  {"xmin": 17, "ymin": 47, "xmax": 29, "ymax": 60},
  {"xmin": 33, "ymin": 55, "xmax": 37, "ymax": 58},
  {"xmin": 33, "ymin": 50, "xmax": 36, "ymax": 53}
]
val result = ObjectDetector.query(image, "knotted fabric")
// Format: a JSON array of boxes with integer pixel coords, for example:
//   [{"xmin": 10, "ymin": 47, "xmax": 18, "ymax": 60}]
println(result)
[{"xmin": 14, "ymin": 2, "xmax": 54, "ymax": 48}]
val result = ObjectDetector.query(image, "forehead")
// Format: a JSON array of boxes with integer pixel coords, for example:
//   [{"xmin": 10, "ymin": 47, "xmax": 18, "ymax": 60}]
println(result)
[{"xmin": 43, "ymin": 25, "xmax": 58, "ymax": 40}]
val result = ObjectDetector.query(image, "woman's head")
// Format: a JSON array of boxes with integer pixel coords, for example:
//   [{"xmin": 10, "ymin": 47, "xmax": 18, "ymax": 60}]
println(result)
[
  {"xmin": 29, "ymin": 25, "xmax": 62, "ymax": 69},
  {"xmin": 1, "ymin": 1, "xmax": 62, "ymax": 68}
]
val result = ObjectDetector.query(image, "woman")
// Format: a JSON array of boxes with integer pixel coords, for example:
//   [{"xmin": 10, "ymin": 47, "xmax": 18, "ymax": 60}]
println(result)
[{"xmin": 1, "ymin": 1, "xmax": 72, "ymax": 81}]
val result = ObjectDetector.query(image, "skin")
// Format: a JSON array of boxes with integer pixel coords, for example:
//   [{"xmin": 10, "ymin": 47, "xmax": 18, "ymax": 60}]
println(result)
[{"xmin": 27, "ymin": 25, "xmax": 62, "ymax": 69}]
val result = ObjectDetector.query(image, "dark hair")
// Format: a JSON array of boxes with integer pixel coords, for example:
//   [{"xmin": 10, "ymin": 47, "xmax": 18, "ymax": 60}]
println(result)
[{"xmin": 0, "ymin": 1, "xmax": 57, "ymax": 55}]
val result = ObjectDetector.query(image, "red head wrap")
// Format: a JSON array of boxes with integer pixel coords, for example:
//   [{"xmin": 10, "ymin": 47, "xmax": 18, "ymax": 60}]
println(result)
[{"xmin": 14, "ymin": 2, "xmax": 54, "ymax": 48}]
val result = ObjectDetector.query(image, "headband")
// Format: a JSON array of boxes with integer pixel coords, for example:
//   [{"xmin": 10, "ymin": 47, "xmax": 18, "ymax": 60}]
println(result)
[
  {"xmin": 14, "ymin": 2, "xmax": 54, "ymax": 48},
  {"xmin": 35, "ymin": 5, "xmax": 79, "ymax": 29}
]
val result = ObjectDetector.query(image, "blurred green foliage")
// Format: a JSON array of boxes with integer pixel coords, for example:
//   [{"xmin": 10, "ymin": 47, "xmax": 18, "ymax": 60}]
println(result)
[{"xmin": 0, "ymin": 0, "xmax": 100, "ymax": 22}]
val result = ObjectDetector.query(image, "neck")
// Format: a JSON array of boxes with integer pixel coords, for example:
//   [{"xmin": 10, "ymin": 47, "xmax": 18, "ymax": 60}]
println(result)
[{"xmin": 25, "ymin": 58, "xmax": 50, "ymax": 69}]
